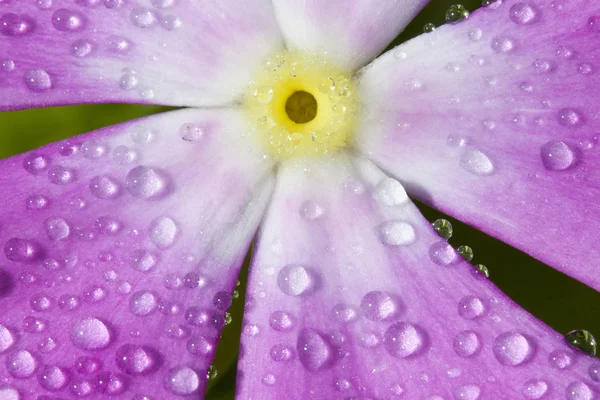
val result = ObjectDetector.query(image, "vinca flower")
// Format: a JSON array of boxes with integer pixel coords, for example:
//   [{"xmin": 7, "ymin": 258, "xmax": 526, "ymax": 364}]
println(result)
[{"xmin": 0, "ymin": 0, "xmax": 599, "ymax": 399}]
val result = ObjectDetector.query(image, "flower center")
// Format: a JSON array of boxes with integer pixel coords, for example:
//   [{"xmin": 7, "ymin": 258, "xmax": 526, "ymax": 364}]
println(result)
[{"xmin": 244, "ymin": 51, "xmax": 357, "ymax": 160}]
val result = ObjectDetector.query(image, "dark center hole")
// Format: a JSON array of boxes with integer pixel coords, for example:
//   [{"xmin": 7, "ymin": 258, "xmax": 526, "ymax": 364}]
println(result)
[{"xmin": 285, "ymin": 91, "xmax": 318, "ymax": 124}]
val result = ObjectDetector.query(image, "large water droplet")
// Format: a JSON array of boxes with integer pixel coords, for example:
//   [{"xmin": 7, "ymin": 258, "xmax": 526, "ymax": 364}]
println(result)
[
  {"xmin": 360, "ymin": 291, "xmax": 402, "ymax": 321},
  {"xmin": 23, "ymin": 154, "xmax": 49, "ymax": 175},
  {"xmin": 164, "ymin": 366, "xmax": 199, "ymax": 395},
  {"xmin": 126, "ymin": 166, "xmax": 168, "ymax": 199},
  {"xmin": 0, "ymin": 13, "xmax": 34, "ymax": 36},
  {"xmin": 6, "ymin": 350, "xmax": 37, "ymax": 378},
  {"xmin": 378, "ymin": 221, "xmax": 415, "ymax": 246},
  {"xmin": 24, "ymin": 69, "xmax": 52, "ymax": 91},
  {"xmin": 432, "ymin": 219, "xmax": 453, "ymax": 239},
  {"xmin": 565, "ymin": 329, "xmax": 597, "ymax": 356},
  {"xmin": 89, "ymin": 175, "xmax": 121, "ymax": 199},
  {"xmin": 148, "ymin": 216, "xmax": 178, "ymax": 249},
  {"xmin": 4, "ymin": 238, "xmax": 39, "ymax": 262},
  {"xmin": 460, "ymin": 149, "xmax": 494, "ymax": 176},
  {"xmin": 493, "ymin": 332, "xmax": 534, "ymax": 366},
  {"xmin": 509, "ymin": 3, "xmax": 537, "ymax": 24},
  {"xmin": 0, "ymin": 387, "xmax": 19, "ymax": 400},
  {"xmin": 71, "ymin": 317, "xmax": 111, "ymax": 350},
  {"xmin": 115, "ymin": 344, "xmax": 159, "ymax": 375},
  {"xmin": 454, "ymin": 330, "xmax": 481, "ymax": 358},
  {"xmin": 45, "ymin": 217, "xmax": 70, "ymax": 240},
  {"xmin": 129, "ymin": 291, "xmax": 158, "ymax": 316},
  {"xmin": 565, "ymin": 382, "xmax": 593, "ymax": 400},
  {"xmin": 557, "ymin": 108, "xmax": 584, "ymax": 127},
  {"xmin": 297, "ymin": 329, "xmax": 331, "ymax": 371},
  {"xmin": 277, "ymin": 264, "xmax": 313, "ymax": 296},
  {"xmin": 540, "ymin": 141, "xmax": 577, "ymax": 171},
  {"xmin": 383, "ymin": 322, "xmax": 427, "ymax": 358},
  {"xmin": 37, "ymin": 365, "xmax": 69, "ymax": 391}
]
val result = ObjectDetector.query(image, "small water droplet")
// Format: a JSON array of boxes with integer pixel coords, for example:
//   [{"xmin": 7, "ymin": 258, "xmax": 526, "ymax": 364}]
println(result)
[
  {"xmin": 460, "ymin": 149, "xmax": 494, "ymax": 176},
  {"xmin": 52, "ymin": 9, "xmax": 86, "ymax": 31},
  {"xmin": 432, "ymin": 219, "xmax": 453, "ymax": 239},
  {"xmin": 300, "ymin": 200, "xmax": 324, "ymax": 220},
  {"xmin": 179, "ymin": 123, "xmax": 204, "ymax": 141},
  {"xmin": 24, "ymin": 69, "xmax": 52, "ymax": 91},
  {"xmin": 474, "ymin": 264, "xmax": 490, "ymax": 278},
  {"xmin": 549, "ymin": 349, "xmax": 573, "ymax": 369},
  {"xmin": 457, "ymin": 245, "xmax": 474, "ymax": 261},
  {"xmin": 373, "ymin": 177, "xmax": 408, "ymax": 206},
  {"xmin": 522, "ymin": 379, "xmax": 548, "ymax": 399},
  {"xmin": 270, "ymin": 344, "xmax": 295, "ymax": 361},
  {"xmin": 129, "ymin": 291, "xmax": 158, "ymax": 316},
  {"xmin": 23, "ymin": 154, "xmax": 49, "ymax": 175},
  {"xmin": 557, "ymin": 108, "xmax": 584, "ymax": 127},
  {"xmin": 509, "ymin": 3, "xmax": 537, "ymax": 24},
  {"xmin": 0, "ymin": 13, "xmax": 34, "ymax": 36},
  {"xmin": 130, "ymin": 8, "xmax": 157, "ymax": 27},
  {"xmin": 540, "ymin": 141, "xmax": 577, "ymax": 171},
  {"xmin": 491, "ymin": 36, "xmax": 515, "ymax": 53},
  {"xmin": 589, "ymin": 362, "xmax": 600, "ymax": 382},
  {"xmin": 493, "ymin": 332, "xmax": 534, "ymax": 366},
  {"xmin": 429, "ymin": 241, "xmax": 458, "ymax": 266},
  {"xmin": 269, "ymin": 311, "xmax": 295, "ymax": 332},
  {"xmin": 38, "ymin": 365, "xmax": 69, "ymax": 391},
  {"xmin": 48, "ymin": 165, "xmax": 74, "ymax": 184},
  {"xmin": 164, "ymin": 366, "xmax": 199, "ymax": 395},
  {"xmin": 130, "ymin": 249, "xmax": 157, "ymax": 272},
  {"xmin": 297, "ymin": 329, "xmax": 331, "ymax": 371},
  {"xmin": 4, "ymin": 238, "xmax": 39, "ymax": 262},
  {"xmin": 454, "ymin": 384, "xmax": 481, "ymax": 400},
  {"xmin": 186, "ymin": 336, "xmax": 214, "ymax": 357},
  {"xmin": 0, "ymin": 324, "xmax": 15, "ymax": 353},
  {"xmin": 587, "ymin": 16, "xmax": 600, "ymax": 33},
  {"xmin": 360, "ymin": 291, "xmax": 402, "ymax": 321},
  {"xmin": 126, "ymin": 166, "xmax": 168, "ymax": 199},
  {"xmin": 383, "ymin": 322, "xmax": 427, "ymax": 358},
  {"xmin": 115, "ymin": 344, "xmax": 159, "ymax": 375},
  {"xmin": 454, "ymin": 330, "xmax": 481, "ymax": 358},
  {"xmin": 378, "ymin": 221, "xmax": 415, "ymax": 246},
  {"xmin": 71, "ymin": 39, "xmax": 94, "ymax": 57},
  {"xmin": 331, "ymin": 304, "xmax": 358, "ymax": 324},
  {"xmin": 277, "ymin": 265, "xmax": 313, "ymax": 296},
  {"xmin": 458, "ymin": 295, "xmax": 486, "ymax": 319},
  {"xmin": 445, "ymin": 4, "xmax": 469, "ymax": 23},
  {"xmin": 45, "ymin": 217, "xmax": 70, "ymax": 240}
]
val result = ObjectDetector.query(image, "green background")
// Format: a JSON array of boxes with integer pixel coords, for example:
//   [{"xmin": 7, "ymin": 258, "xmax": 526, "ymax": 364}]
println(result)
[{"xmin": 1, "ymin": 1, "xmax": 598, "ymax": 398}]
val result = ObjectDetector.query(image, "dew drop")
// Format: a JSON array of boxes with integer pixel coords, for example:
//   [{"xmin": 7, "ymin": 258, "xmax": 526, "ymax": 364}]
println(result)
[
  {"xmin": 270, "ymin": 344, "xmax": 295, "ymax": 361},
  {"xmin": 587, "ymin": 16, "xmax": 600, "ymax": 33},
  {"xmin": 372, "ymin": 177, "xmax": 408, "ymax": 206},
  {"xmin": 24, "ymin": 69, "xmax": 52, "ymax": 91},
  {"xmin": 48, "ymin": 165, "xmax": 74, "ymax": 184},
  {"xmin": 22, "ymin": 316, "xmax": 47, "ymax": 333},
  {"xmin": 4, "ymin": 238, "xmax": 39, "ymax": 262},
  {"xmin": 30, "ymin": 293, "xmax": 54, "ymax": 312},
  {"xmin": 27, "ymin": 194, "xmax": 48, "ymax": 210},
  {"xmin": 540, "ymin": 141, "xmax": 577, "ymax": 171},
  {"xmin": 297, "ymin": 329, "xmax": 331, "ymax": 371},
  {"xmin": 360, "ymin": 291, "xmax": 402, "ymax": 321},
  {"xmin": 509, "ymin": 3, "xmax": 537, "ymax": 24},
  {"xmin": 113, "ymin": 145, "xmax": 138, "ymax": 164},
  {"xmin": 52, "ymin": 9, "xmax": 86, "ymax": 31},
  {"xmin": 130, "ymin": 8, "xmax": 157, "ymax": 28},
  {"xmin": 378, "ymin": 220, "xmax": 415, "ymax": 246},
  {"xmin": 213, "ymin": 291, "xmax": 233, "ymax": 311},
  {"xmin": 165, "ymin": 366, "xmax": 199, "ymax": 395},
  {"xmin": 269, "ymin": 311, "xmax": 295, "ymax": 332},
  {"xmin": 454, "ymin": 330, "xmax": 481, "ymax": 358},
  {"xmin": 23, "ymin": 154, "xmax": 49, "ymax": 175},
  {"xmin": 58, "ymin": 294, "xmax": 80, "ymax": 311},
  {"xmin": 457, "ymin": 245, "xmax": 474, "ymax": 261},
  {"xmin": 331, "ymin": 303, "xmax": 358, "ymax": 324},
  {"xmin": 38, "ymin": 365, "xmax": 69, "ymax": 391},
  {"xmin": 185, "ymin": 307, "xmax": 210, "ymax": 327},
  {"xmin": 70, "ymin": 378, "xmax": 93, "ymax": 396},
  {"xmin": 491, "ymin": 36, "xmax": 515, "ymax": 53},
  {"xmin": 458, "ymin": 296, "xmax": 486, "ymax": 319},
  {"xmin": 522, "ymin": 379, "xmax": 548, "ymax": 399},
  {"xmin": 106, "ymin": 35, "xmax": 131, "ymax": 53},
  {"xmin": 115, "ymin": 344, "xmax": 159, "ymax": 375},
  {"xmin": 383, "ymin": 322, "xmax": 427, "ymax": 358},
  {"xmin": 432, "ymin": 219, "xmax": 453, "ymax": 239},
  {"xmin": 493, "ymin": 332, "xmax": 534, "ymax": 366},
  {"xmin": 129, "ymin": 291, "xmax": 158, "ymax": 316},
  {"xmin": 0, "ymin": 324, "xmax": 15, "ymax": 353},
  {"xmin": 71, "ymin": 317, "xmax": 111, "ymax": 350},
  {"xmin": 7, "ymin": 350, "xmax": 37, "ymax": 378},
  {"xmin": 148, "ymin": 216, "xmax": 178, "ymax": 249},
  {"xmin": 0, "ymin": 387, "xmax": 19, "ymax": 400},
  {"xmin": 186, "ymin": 336, "xmax": 214, "ymax": 357},
  {"xmin": 300, "ymin": 200, "xmax": 324, "ymax": 220},
  {"xmin": 565, "ymin": 382, "xmax": 593, "ymax": 400},
  {"xmin": 119, "ymin": 73, "xmax": 138, "ymax": 90},
  {"xmin": 44, "ymin": 217, "xmax": 71, "ymax": 240},
  {"xmin": 126, "ymin": 166, "xmax": 168, "ymax": 199},
  {"xmin": 277, "ymin": 264, "xmax": 313, "ymax": 296},
  {"xmin": 0, "ymin": 13, "xmax": 34, "ymax": 36},
  {"xmin": 565, "ymin": 329, "xmax": 597, "ymax": 356},
  {"xmin": 429, "ymin": 241, "xmax": 458, "ymax": 266},
  {"xmin": 589, "ymin": 362, "xmax": 600, "ymax": 382},
  {"xmin": 161, "ymin": 15, "xmax": 183, "ymax": 30},
  {"xmin": 71, "ymin": 39, "xmax": 94, "ymax": 57},
  {"xmin": 549, "ymin": 349, "xmax": 573, "ymax": 369},
  {"xmin": 454, "ymin": 384, "xmax": 481, "ymax": 400},
  {"xmin": 557, "ymin": 108, "xmax": 584, "ymax": 127},
  {"xmin": 179, "ymin": 123, "xmax": 204, "ymax": 142},
  {"xmin": 460, "ymin": 149, "xmax": 494, "ymax": 176},
  {"xmin": 445, "ymin": 4, "xmax": 469, "ymax": 23}
]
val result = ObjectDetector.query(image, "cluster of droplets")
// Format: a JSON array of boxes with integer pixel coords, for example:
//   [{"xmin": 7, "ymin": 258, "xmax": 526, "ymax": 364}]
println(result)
[{"xmin": 245, "ymin": 51, "xmax": 358, "ymax": 159}]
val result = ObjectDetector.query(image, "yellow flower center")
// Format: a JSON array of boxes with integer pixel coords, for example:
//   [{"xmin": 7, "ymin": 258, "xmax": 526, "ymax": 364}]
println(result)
[{"xmin": 244, "ymin": 51, "xmax": 358, "ymax": 160}]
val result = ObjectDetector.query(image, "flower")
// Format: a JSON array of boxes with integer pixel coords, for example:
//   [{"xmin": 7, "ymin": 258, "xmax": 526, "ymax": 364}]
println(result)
[{"xmin": 0, "ymin": 0, "xmax": 599, "ymax": 399}]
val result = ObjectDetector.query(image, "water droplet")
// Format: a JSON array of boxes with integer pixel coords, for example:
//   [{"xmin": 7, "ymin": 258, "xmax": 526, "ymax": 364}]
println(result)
[
  {"xmin": 269, "ymin": 311, "xmax": 295, "ymax": 332},
  {"xmin": 458, "ymin": 296, "xmax": 486, "ymax": 319},
  {"xmin": 48, "ymin": 165, "xmax": 74, "ymax": 184},
  {"xmin": 0, "ymin": 13, "xmax": 34, "ymax": 36},
  {"xmin": 277, "ymin": 264, "xmax": 313, "ymax": 296},
  {"xmin": 454, "ymin": 384, "xmax": 481, "ymax": 400},
  {"xmin": 7, "ymin": 350, "xmax": 37, "ymax": 378},
  {"xmin": 22, "ymin": 316, "xmax": 47, "ymax": 333},
  {"xmin": 130, "ymin": 8, "xmax": 157, "ymax": 27},
  {"xmin": 300, "ymin": 200, "xmax": 324, "ymax": 220},
  {"xmin": 540, "ymin": 141, "xmax": 577, "ymax": 171},
  {"xmin": 548, "ymin": 349, "xmax": 573, "ymax": 369},
  {"xmin": 429, "ymin": 241, "xmax": 458, "ymax": 266},
  {"xmin": 445, "ymin": 4, "xmax": 469, "ymax": 23},
  {"xmin": 589, "ymin": 362, "xmax": 600, "ymax": 382},
  {"xmin": 23, "ymin": 154, "xmax": 49, "ymax": 175},
  {"xmin": 71, "ymin": 317, "xmax": 111, "ymax": 350},
  {"xmin": 557, "ymin": 108, "xmax": 584, "ymax": 127},
  {"xmin": 454, "ymin": 330, "xmax": 481, "ymax": 358},
  {"xmin": 161, "ymin": 14, "xmax": 183, "ymax": 30},
  {"xmin": 493, "ymin": 332, "xmax": 534, "ymax": 365},
  {"xmin": 270, "ymin": 344, "xmax": 295, "ymax": 361},
  {"xmin": 577, "ymin": 63, "xmax": 594, "ymax": 75},
  {"xmin": 179, "ymin": 123, "xmax": 204, "ymax": 142},
  {"xmin": 38, "ymin": 365, "xmax": 69, "ymax": 391},
  {"xmin": 129, "ymin": 291, "xmax": 158, "ymax": 316},
  {"xmin": 165, "ymin": 366, "xmax": 199, "ymax": 395},
  {"xmin": 0, "ymin": 387, "xmax": 19, "ymax": 400},
  {"xmin": 126, "ymin": 166, "xmax": 168, "ymax": 199},
  {"xmin": 59, "ymin": 295, "xmax": 80, "ymax": 311},
  {"xmin": 0, "ymin": 324, "xmax": 15, "ymax": 353},
  {"xmin": 360, "ymin": 291, "xmax": 402, "ymax": 321},
  {"xmin": 297, "ymin": 329, "xmax": 331, "ymax": 371},
  {"xmin": 474, "ymin": 264, "xmax": 489, "ymax": 278},
  {"xmin": 30, "ymin": 293, "xmax": 54, "ymax": 312},
  {"xmin": 378, "ymin": 221, "xmax": 415, "ymax": 246},
  {"xmin": 460, "ymin": 149, "xmax": 494, "ymax": 176},
  {"xmin": 45, "ymin": 217, "xmax": 70, "ymax": 240},
  {"xmin": 522, "ymin": 379, "xmax": 548, "ymax": 399},
  {"xmin": 491, "ymin": 36, "xmax": 515, "ymax": 53},
  {"xmin": 106, "ymin": 35, "xmax": 131, "ymax": 53},
  {"xmin": 115, "ymin": 344, "xmax": 159, "ymax": 375},
  {"xmin": 186, "ymin": 336, "xmax": 214, "ymax": 356},
  {"xmin": 1, "ymin": 59, "xmax": 15, "ymax": 72},
  {"xmin": 24, "ymin": 69, "xmax": 52, "ymax": 91},
  {"xmin": 130, "ymin": 249, "xmax": 157, "ymax": 272},
  {"xmin": 183, "ymin": 272, "xmax": 208, "ymax": 289},
  {"xmin": 384, "ymin": 322, "xmax": 427, "ymax": 358},
  {"xmin": 185, "ymin": 307, "xmax": 210, "ymax": 327},
  {"xmin": 27, "ymin": 194, "xmax": 49, "ymax": 210},
  {"xmin": 52, "ymin": 9, "xmax": 86, "ymax": 31},
  {"xmin": 71, "ymin": 39, "xmax": 94, "ymax": 57},
  {"xmin": 509, "ymin": 3, "xmax": 537, "ymax": 24},
  {"xmin": 4, "ymin": 238, "xmax": 39, "ymax": 262},
  {"xmin": 373, "ymin": 177, "xmax": 408, "ymax": 206},
  {"xmin": 587, "ymin": 16, "xmax": 600, "ymax": 33},
  {"xmin": 331, "ymin": 304, "xmax": 358, "ymax": 324},
  {"xmin": 113, "ymin": 145, "xmax": 138, "ymax": 164},
  {"xmin": 213, "ymin": 291, "xmax": 233, "ymax": 311},
  {"xmin": 457, "ymin": 245, "xmax": 474, "ymax": 261},
  {"xmin": 119, "ymin": 73, "xmax": 138, "ymax": 90},
  {"xmin": 565, "ymin": 329, "xmax": 597, "ymax": 356},
  {"xmin": 423, "ymin": 22, "xmax": 436, "ymax": 33},
  {"xmin": 206, "ymin": 365, "xmax": 218, "ymax": 380},
  {"xmin": 148, "ymin": 216, "xmax": 178, "ymax": 249},
  {"xmin": 566, "ymin": 382, "xmax": 593, "ymax": 400}
]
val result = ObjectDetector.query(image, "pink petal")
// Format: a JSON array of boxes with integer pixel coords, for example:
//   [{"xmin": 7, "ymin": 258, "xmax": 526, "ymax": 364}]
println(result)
[
  {"xmin": 237, "ymin": 154, "xmax": 598, "ymax": 399},
  {"xmin": 271, "ymin": 0, "xmax": 429, "ymax": 71},
  {"xmin": 357, "ymin": 1, "xmax": 600, "ymax": 290},
  {"xmin": 0, "ymin": 1, "xmax": 283, "ymax": 111},
  {"xmin": 0, "ymin": 108, "xmax": 274, "ymax": 397}
]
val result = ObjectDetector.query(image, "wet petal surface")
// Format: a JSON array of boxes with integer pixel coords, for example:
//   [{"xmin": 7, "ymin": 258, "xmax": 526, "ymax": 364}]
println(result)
[
  {"xmin": 0, "ymin": 108, "xmax": 274, "ymax": 397},
  {"xmin": 237, "ymin": 154, "xmax": 598, "ymax": 399},
  {"xmin": 357, "ymin": 0, "xmax": 600, "ymax": 291},
  {"xmin": 0, "ymin": 0, "xmax": 283, "ymax": 110}
]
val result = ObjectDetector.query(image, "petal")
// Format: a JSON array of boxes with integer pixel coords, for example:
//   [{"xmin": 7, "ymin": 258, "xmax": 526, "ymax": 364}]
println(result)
[
  {"xmin": 357, "ymin": 1, "xmax": 600, "ymax": 291},
  {"xmin": 0, "ymin": 108, "xmax": 274, "ymax": 398},
  {"xmin": 236, "ymin": 154, "xmax": 598, "ymax": 399},
  {"xmin": 0, "ymin": 1, "xmax": 283, "ymax": 111},
  {"xmin": 271, "ymin": 0, "xmax": 429, "ymax": 71}
]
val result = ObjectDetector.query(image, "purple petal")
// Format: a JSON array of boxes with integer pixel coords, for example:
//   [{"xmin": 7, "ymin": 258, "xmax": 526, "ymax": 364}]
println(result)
[
  {"xmin": 357, "ymin": 0, "xmax": 600, "ymax": 290},
  {"xmin": 0, "ymin": 108, "xmax": 274, "ymax": 398},
  {"xmin": 0, "ymin": 1, "xmax": 283, "ymax": 111},
  {"xmin": 236, "ymin": 154, "xmax": 597, "ymax": 399},
  {"xmin": 271, "ymin": 0, "xmax": 429, "ymax": 71}
]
